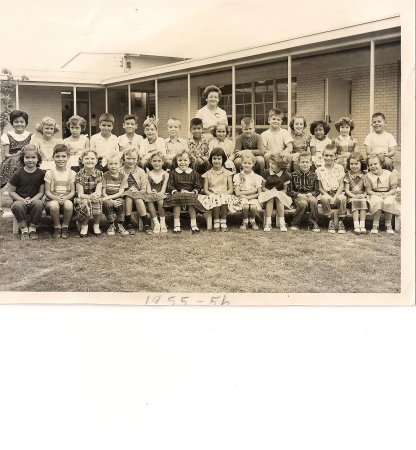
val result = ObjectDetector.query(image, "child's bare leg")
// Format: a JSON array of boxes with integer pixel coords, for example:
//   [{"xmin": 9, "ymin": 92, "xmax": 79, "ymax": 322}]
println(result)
[
  {"xmin": 173, "ymin": 205, "xmax": 181, "ymax": 232},
  {"xmin": 264, "ymin": 199, "xmax": 273, "ymax": 230},
  {"xmin": 92, "ymin": 214, "xmax": 101, "ymax": 235},
  {"xmin": 188, "ymin": 206, "xmax": 199, "ymax": 232},
  {"xmin": 220, "ymin": 204, "xmax": 228, "ymax": 230},
  {"xmin": 147, "ymin": 201, "xmax": 157, "ymax": 219},
  {"xmin": 359, "ymin": 209, "xmax": 367, "ymax": 231},
  {"xmin": 371, "ymin": 210, "xmax": 381, "ymax": 233},
  {"xmin": 276, "ymin": 200, "xmax": 286, "ymax": 230},
  {"xmin": 352, "ymin": 209, "xmax": 360, "ymax": 231},
  {"xmin": 384, "ymin": 211, "xmax": 393, "ymax": 232},
  {"xmin": 157, "ymin": 200, "xmax": 167, "ymax": 231},
  {"xmin": 62, "ymin": 200, "xmax": 73, "ymax": 227},
  {"xmin": 248, "ymin": 205, "xmax": 258, "ymax": 229},
  {"xmin": 135, "ymin": 198, "xmax": 151, "ymax": 232},
  {"xmin": 124, "ymin": 197, "xmax": 133, "ymax": 216},
  {"xmin": 47, "ymin": 201, "xmax": 61, "ymax": 228},
  {"xmin": 212, "ymin": 206, "xmax": 220, "ymax": 230}
]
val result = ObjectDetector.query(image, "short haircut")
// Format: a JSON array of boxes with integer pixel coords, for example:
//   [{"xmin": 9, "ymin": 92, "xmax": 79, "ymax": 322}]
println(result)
[
  {"xmin": 310, "ymin": 120, "xmax": 330, "ymax": 136},
  {"xmin": 335, "ymin": 116, "xmax": 355, "ymax": 132},
  {"xmin": 19, "ymin": 144, "xmax": 42, "ymax": 166},
  {"xmin": 79, "ymin": 149, "xmax": 98, "ymax": 161},
  {"xmin": 190, "ymin": 117, "xmax": 203, "ymax": 128},
  {"xmin": 201, "ymin": 85, "xmax": 222, "ymax": 100},
  {"xmin": 209, "ymin": 147, "xmax": 227, "ymax": 165},
  {"xmin": 212, "ymin": 121, "xmax": 230, "ymax": 137},
  {"xmin": 268, "ymin": 108, "xmax": 283, "ymax": 118},
  {"xmin": 149, "ymin": 150, "xmax": 166, "ymax": 163},
  {"xmin": 241, "ymin": 117, "xmax": 254, "ymax": 128},
  {"xmin": 99, "ymin": 113, "xmax": 114, "ymax": 124},
  {"xmin": 372, "ymin": 112, "xmax": 386, "ymax": 121},
  {"xmin": 143, "ymin": 116, "xmax": 158, "ymax": 130},
  {"xmin": 107, "ymin": 151, "xmax": 122, "ymax": 163},
  {"xmin": 346, "ymin": 152, "xmax": 365, "ymax": 171},
  {"xmin": 289, "ymin": 114, "xmax": 307, "ymax": 131},
  {"xmin": 53, "ymin": 144, "xmax": 69, "ymax": 156},
  {"xmin": 240, "ymin": 150, "xmax": 255, "ymax": 163},
  {"xmin": 123, "ymin": 114, "xmax": 137, "ymax": 123},
  {"xmin": 298, "ymin": 151, "xmax": 312, "ymax": 161},
  {"xmin": 35, "ymin": 116, "xmax": 60, "ymax": 134},
  {"xmin": 269, "ymin": 153, "xmax": 290, "ymax": 169},
  {"xmin": 122, "ymin": 146, "xmax": 140, "ymax": 161},
  {"xmin": 167, "ymin": 117, "xmax": 181, "ymax": 127},
  {"xmin": 66, "ymin": 115, "xmax": 87, "ymax": 131},
  {"xmin": 10, "ymin": 109, "xmax": 29, "ymax": 126},
  {"xmin": 172, "ymin": 149, "xmax": 195, "ymax": 168},
  {"xmin": 324, "ymin": 143, "xmax": 337, "ymax": 153}
]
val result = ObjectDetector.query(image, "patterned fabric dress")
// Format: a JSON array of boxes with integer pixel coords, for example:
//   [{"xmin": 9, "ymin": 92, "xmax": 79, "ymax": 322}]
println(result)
[
  {"xmin": 334, "ymin": 136, "xmax": 358, "ymax": 168},
  {"xmin": 121, "ymin": 166, "xmax": 149, "ymax": 200},
  {"xmin": 198, "ymin": 168, "xmax": 239, "ymax": 212},
  {"xmin": 73, "ymin": 168, "xmax": 103, "ymax": 222},
  {"xmin": 0, "ymin": 132, "xmax": 32, "ymax": 187},
  {"xmin": 145, "ymin": 171, "xmax": 168, "ymax": 203},
  {"xmin": 344, "ymin": 171, "xmax": 368, "ymax": 212},
  {"xmin": 258, "ymin": 170, "xmax": 293, "ymax": 209},
  {"xmin": 164, "ymin": 168, "xmax": 205, "ymax": 212}
]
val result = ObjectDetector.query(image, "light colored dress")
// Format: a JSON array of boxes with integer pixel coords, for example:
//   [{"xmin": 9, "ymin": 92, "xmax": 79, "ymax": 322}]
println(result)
[
  {"xmin": 233, "ymin": 171, "xmax": 264, "ymax": 211},
  {"xmin": 364, "ymin": 169, "xmax": 400, "ymax": 215},
  {"xmin": 30, "ymin": 135, "xmax": 64, "ymax": 170},
  {"xmin": 310, "ymin": 136, "xmax": 332, "ymax": 167},
  {"xmin": 199, "ymin": 168, "xmax": 239, "ymax": 212},
  {"xmin": 64, "ymin": 134, "xmax": 89, "ymax": 167}
]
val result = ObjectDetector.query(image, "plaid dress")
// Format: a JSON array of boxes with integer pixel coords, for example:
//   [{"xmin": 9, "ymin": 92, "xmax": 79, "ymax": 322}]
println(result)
[
  {"xmin": 73, "ymin": 168, "xmax": 103, "ymax": 221},
  {"xmin": 344, "ymin": 171, "xmax": 368, "ymax": 212}
]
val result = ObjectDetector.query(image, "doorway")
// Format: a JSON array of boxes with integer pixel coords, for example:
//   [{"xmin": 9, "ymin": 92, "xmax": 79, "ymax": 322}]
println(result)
[{"xmin": 325, "ymin": 78, "xmax": 352, "ymax": 139}]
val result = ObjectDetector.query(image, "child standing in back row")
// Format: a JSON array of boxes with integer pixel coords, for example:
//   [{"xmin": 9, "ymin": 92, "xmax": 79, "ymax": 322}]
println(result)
[
  {"xmin": 165, "ymin": 117, "xmax": 187, "ymax": 170},
  {"xmin": 90, "ymin": 113, "xmax": 119, "ymax": 170},
  {"xmin": 64, "ymin": 115, "xmax": 90, "ymax": 172},
  {"xmin": 208, "ymin": 122, "xmax": 236, "ymax": 173},
  {"xmin": 30, "ymin": 116, "xmax": 64, "ymax": 170},
  {"xmin": 333, "ymin": 117, "xmax": 358, "ymax": 170},
  {"xmin": 234, "ymin": 117, "xmax": 265, "ymax": 174},
  {"xmin": 118, "ymin": 114, "xmax": 143, "ymax": 152},
  {"xmin": 309, "ymin": 120, "xmax": 332, "ymax": 169},
  {"xmin": 139, "ymin": 117, "xmax": 166, "ymax": 169}
]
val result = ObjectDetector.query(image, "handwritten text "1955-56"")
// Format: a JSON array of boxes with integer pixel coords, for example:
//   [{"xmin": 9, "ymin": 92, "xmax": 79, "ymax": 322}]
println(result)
[{"xmin": 144, "ymin": 295, "xmax": 230, "ymax": 306}]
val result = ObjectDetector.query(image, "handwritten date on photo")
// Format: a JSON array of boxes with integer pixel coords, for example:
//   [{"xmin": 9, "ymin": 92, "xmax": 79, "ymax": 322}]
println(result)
[{"xmin": 144, "ymin": 294, "xmax": 230, "ymax": 306}]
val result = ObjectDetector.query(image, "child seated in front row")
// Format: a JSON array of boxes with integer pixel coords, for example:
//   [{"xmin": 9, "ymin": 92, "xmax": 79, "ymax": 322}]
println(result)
[
  {"xmin": 9, "ymin": 145, "xmax": 45, "ymax": 240},
  {"xmin": 288, "ymin": 152, "xmax": 320, "ymax": 232},
  {"xmin": 364, "ymin": 153, "xmax": 400, "ymax": 235},
  {"xmin": 316, "ymin": 143, "xmax": 347, "ymax": 234},
  {"xmin": 233, "ymin": 151, "xmax": 263, "ymax": 230},
  {"xmin": 102, "ymin": 152, "xmax": 129, "ymax": 236},
  {"xmin": 258, "ymin": 154, "xmax": 292, "ymax": 232},
  {"xmin": 145, "ymin": 151, "xmax": 169, "ymax": 233},
  {"xmin": 164, "ymin": 149, "xmax": 205, "ymax": 234},
  {"xmin": 44, "ymin": 144, "xmax": 76, "ymax": 239},
  {"xmin": 234, "ymin": 117, "xmax": 265, "ymax": 174},
  {"xmin": 121, "ymin": 147, "xmax": 153, "ymax": 235},
  {"xmin": 73, "ymin": 150, "xmax": 103, "ymax": 237},
  {"xmin": 344, "ymin": 152, "xmax": 368, "ymax": 234},
  {"xmin": 200, "ymin": 147, "xmax": 237, "ymax": 232},
  {"xmin": 309, "ymin": 120, "xmax": 332, "ymax": 169},
  {"xmin": 208, "ymin": 122, "xmax": 236, "ymax": 173}
]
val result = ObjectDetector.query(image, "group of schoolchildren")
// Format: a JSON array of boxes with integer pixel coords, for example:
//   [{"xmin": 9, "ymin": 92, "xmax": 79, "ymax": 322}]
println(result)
[{"xmin": 0, "ymin": 107, "xmax": 400, "ymax": 240}]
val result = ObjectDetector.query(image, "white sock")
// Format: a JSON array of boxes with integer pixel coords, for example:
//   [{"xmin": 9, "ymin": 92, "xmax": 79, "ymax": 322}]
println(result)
[
  {"xmin": 152, "ymin": 217, "xmax": 160, "ymax": 227},
  {"xmin": 21, "ymin": 226, "xmax": 29, "ymax": 233},
  {"xmin": 385, "ymin": 221, "xmax": 392, "ymax": 228},
  {"xmin": 93, "ymin": 223, "xmax": 101, "ymax": 232},
  {"xmin": 190, "ymin": 219, "xmax": 197, "ymax": 228},
  {"xmin": 174, "ymin": 218, "xmax": 180, "ymax": 228},
  {"xmin": 28, "ymin": 226, "xmax": 36, "ymax": 233},
  {"xmin": 249, "ymin": 217, "xmax": 256, "ymax": 224},
  {"xmin": 220, "ymin": 219, "xmax": 227, "ymax": 225},
  {"xmin": 266, "ymin": 217, "xmax": 272, "ymax": 226},
  {"xmin": 359, "ymin": 220, "xmax": 365, "ymax": 228},
  {"xmin": 354, "ymin": 221, "xmax": 359, "ymax": 228},
  {"xmin": 243, "ymin": 218, "xmax": 249, "ymax": 224},
  {"xmin": 278, "ymin": 217, "xmax": 285, "ymax": 226},
  {"xmin": 160, "ymin": 216, "xmax": 166, "ymax": 227},
  {"xmin": 373, "ymin": 221, "xmax": 379, "ymax": 229}
]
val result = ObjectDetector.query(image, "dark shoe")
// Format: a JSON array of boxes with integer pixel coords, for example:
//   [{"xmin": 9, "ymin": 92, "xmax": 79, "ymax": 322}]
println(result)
[
  {"xmin": 144, "ymin": 224, "xmax": 153, "ymax": 235},
  {"xmin": 29, "ymin": 230, "xmax": 38, "ymax": 240},
  {"xmin": 53, "ymin": 228, "xmax": 61, "ymax": 239},
  {"xmin": 21, "ymin": 231, "xmax": 29, "ymax": 240},
  {"xmin": 61, "ymin": 227, "xmax": 69, "ymax": 239}
]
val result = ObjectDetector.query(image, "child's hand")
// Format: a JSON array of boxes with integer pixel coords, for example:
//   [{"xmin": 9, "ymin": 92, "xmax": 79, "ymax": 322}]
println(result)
[
  {"xmin": 330, "ymin": 196, "xmax": 337, "ymax": 206},
  {"xmin": 25, "ymin": 197, "xmax": 31, "ymax": 205},
  {"xmin": 113, "ymin": 199, "xmax": 123, "ymax": 207},
  {"xmin": 130, "ymin": 186, "xmax": 138, "ymax": 192},
  {"xmin": 235, "ymin": 151, "xmax": 244, "ymax": 158},
  {"xmin": 181, "ymin": 189, "xmax": 191, "ymax": 193}
]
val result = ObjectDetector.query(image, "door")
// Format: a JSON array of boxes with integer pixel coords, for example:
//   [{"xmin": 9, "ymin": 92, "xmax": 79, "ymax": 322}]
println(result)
[{"xmin": 325, "ymin": 78, "xmax": 351, "ymax": 139}]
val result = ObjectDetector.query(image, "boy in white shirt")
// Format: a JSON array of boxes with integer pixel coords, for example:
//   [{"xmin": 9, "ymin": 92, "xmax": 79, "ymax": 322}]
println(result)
[
  {"xmin": 363, "ymin": 112, "xmax": 397, "ymax": 171},
  {"xmin": 117, "ymin": 114, "xmax": 143, "ymax": 152},
  {"xmin": 90, "ymin": 113, "xmax": 119, "ymax": 170},
  {"xmin": 261, "ymin": 108, "xmax": 293, "ymax": 168},
  {"xmin": 165, "ymin": 117, "xmax": 187, "ymax": 169}
]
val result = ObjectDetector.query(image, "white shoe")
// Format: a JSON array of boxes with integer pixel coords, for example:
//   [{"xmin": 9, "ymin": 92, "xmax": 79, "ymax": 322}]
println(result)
[
  {"xmin": 370, "ymin": 227, "xmax": 379, "ymax": 234},
  {"xmin": 280, "ymin": 224, "xmax": 287, "ymax": 232},
  {"xmin": 161, "ymin": 226, "xmax": 168, "ymax": 233},
  {"xmin": 106, "ymin": 224, "xmax": 115, "ymax": 236},
  {"xmin": 153, "ymin": 223, "xmax": 161, "ymax": 234},
  {"xmin": 264, "ymin": 225, "xmax": 271, "ymax": 232}
]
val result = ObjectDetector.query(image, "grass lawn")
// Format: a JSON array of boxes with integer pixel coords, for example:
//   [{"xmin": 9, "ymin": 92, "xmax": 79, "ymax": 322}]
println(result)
[{"xmin": 0, "ymin": 212, "xmax": 400, "ymax": 293}]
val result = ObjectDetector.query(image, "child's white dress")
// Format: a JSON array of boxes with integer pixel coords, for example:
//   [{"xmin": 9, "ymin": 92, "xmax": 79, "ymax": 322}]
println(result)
[
  {"xmin": 233, "ymin": 171, "xmax": 264, "ymax": 210},
  {"xmin": 364, "ymin": 169, "xmax": 400, "ymax": 215}
]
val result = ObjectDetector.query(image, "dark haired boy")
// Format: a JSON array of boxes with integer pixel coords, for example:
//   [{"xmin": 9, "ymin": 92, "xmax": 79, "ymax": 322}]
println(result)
[
  {"xmin": 187, "ymin": 118, "xmax": 210, "ymax": 174},
  {"xmin": 118, "ymin": 114, "xmax": 143, "ymax": 152},
  {"xmin": 234, "ymin": 117, "xmax": 265, "ymax": 174}
]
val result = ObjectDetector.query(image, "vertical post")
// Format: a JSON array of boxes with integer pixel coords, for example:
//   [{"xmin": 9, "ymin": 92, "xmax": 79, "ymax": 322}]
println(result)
[
  {"xmin": 15, "ymin": 83, "xmax": 19, "ymax": 109},
  {"xmin": 187, "ymin": 73, "xmax": 191, "ymax": 132},
  {"xmin": 232, "ymin": 65, "xmax": 236, "ymax": 144},
  {"xmin": 370, "ymin": 40, "xmax": 375, "ymax": 132},
  {"xmin": 155, "ymin": 79, "xmax": 158, "ymax": 119},
  {"xmin": 88, "ymin": 90, "xmax": 92, "ymax": 137},
  {"xmin": 105, "ymin": 87, "xmax": 108, "ymax": 113},
  {"xmin": 127, "ymin": 84, "xmax": 131, "ymax": 114},
  {"xmin": 287, "ymin": 55, "xmax": 292, "ymax": 124},
  {"xmin": 73, "ymin": 86, "xmax": 77, "ymax": 116}
]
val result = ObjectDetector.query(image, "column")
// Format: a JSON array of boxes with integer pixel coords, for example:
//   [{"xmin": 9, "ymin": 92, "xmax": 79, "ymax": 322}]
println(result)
[
  {"xmin": 105, "ymin": 87, "xmax": 108, "ymax": 113},
  {"xmin": 369, "ymin": 40, "xmax": 375, "ymax": 132},
  {"xmin": 73, "ymin": 86, "xmax": 77, "ymax": 116},
  {"xmin": 187, "ymin": 73, "xmax": 191, "ymax": 129},
  {"xmin": 128, "ymin": 84, "xmax": 131, "ymax": 114},
  {"xmin": 155, "ymin": 79, "xmax": 158, "ymax": 119},
  {"xmin": 232, "ymin": 65, "xmax": 236, "ymax": 144},
  {"xmin": 287, "ymin": 55, "xmax": 292, "ymax": 122}
]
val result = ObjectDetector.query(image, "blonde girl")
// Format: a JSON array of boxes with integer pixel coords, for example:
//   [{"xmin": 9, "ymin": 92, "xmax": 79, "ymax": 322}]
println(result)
[
  {"xmin": 139, "ymin": 117, "xmax": 166, "ymax": 169},
  {"xmin": 208, "ymin": 122, "xmax": 235, "ymax": 172},
  {"xmin": 73, "ymin": 149, "xmax": 103, "ymax": 237},
  {"xmin": 200, "ymin": 147, "xmax": 237, "ymax": 232},
  {"xmin": 233, "ymin": 151, "xmax": 263, "ymax": 230},
  {"xmin": 164, "ymin": 149, "xmax": 205, "ymax": 234},
  {"xmin": 289, "ymin": 114, "xmax": 309, "ymax": 172},
  {"xmin": 9, "ymin": 145, "xmax": 44, "ymax": 240},
  {"xmin": 258, "ymin": 153, "xmax": 292, "ymax": 232},
  {"xmin": 145, "ymin": 151, "xmax": 169, "ymax": 233},
  {"xmin": 63, "ymin": 115, "xmax": 90, "ymax": 170},
  {"xmin": 364, "ymin": 153, "xmax": 400, "ymax": 234},
  {"xmin": 334, "ymin": 117, "xmax": 358, "ymax": 169},
  {"xmin": 1, "ymin": 110, "xmax": 32, "ymax": 188},
  {"xmin": 30, "ymin": 116, "xmax": 64, "ymax": 170},
  {"xmin": 44, "ymin": 144, "xmax": 76, "ymax": 239},
  {"xmin": 121, "ymin": 147, "xmax": 152, "ymax": 234},
  {"xmin": 344, "ymin": 152, "xmax": 368, "ymax": 234}
]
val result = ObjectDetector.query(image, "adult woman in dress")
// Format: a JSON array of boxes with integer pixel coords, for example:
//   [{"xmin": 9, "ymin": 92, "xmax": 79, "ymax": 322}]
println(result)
[{"xmin": 196, "ymin": 85, "xmax": 228, "ymax": 141}]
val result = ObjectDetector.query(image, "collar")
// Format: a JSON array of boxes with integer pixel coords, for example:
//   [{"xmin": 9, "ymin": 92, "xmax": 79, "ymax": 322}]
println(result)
[
  {"xmin": 349, "ymin": 171, "xmax": 364, "ymax": 178},
  {"xmin": 211, "ymin": 167, "xmax": 225, "ymax": 175},
  {"xmin": 175, "ymin": 167, "xmax": 193, "ymax": 174},
  {"xmin": 269, "ymin": 169, "xmax": 283, "ymax": 176}
]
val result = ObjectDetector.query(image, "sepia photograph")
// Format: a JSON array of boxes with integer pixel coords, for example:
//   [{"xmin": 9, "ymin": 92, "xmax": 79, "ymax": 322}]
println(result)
[{"xmin": 0, "ymin": 0, "xmax": 414, "ymax": 304}]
